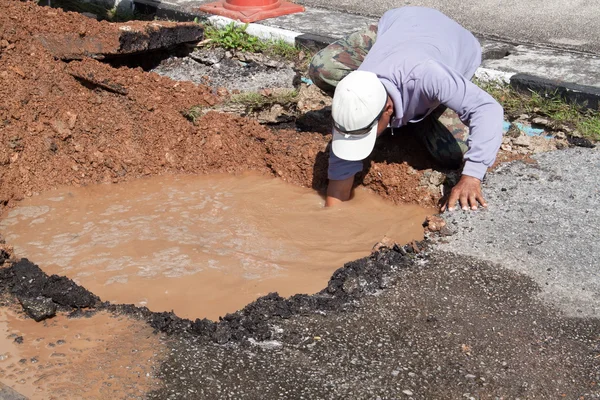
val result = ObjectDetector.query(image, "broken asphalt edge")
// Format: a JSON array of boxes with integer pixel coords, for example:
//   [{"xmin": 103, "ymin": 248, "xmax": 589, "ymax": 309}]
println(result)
[
  {"xmin": 0, "ymin": 241, "xmax": 427, "ymax": 345},
  {"xmin": 146, "ymin": 1, "xmax": 600, "ymax": 110}
]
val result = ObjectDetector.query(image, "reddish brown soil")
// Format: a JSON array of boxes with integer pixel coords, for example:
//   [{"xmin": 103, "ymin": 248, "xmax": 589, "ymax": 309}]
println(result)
[{"xmin": 0, "ymin": 0, "xmax": 435, "ymax": 217}]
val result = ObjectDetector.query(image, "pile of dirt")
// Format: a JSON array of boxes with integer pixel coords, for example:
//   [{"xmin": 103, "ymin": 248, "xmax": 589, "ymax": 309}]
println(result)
[{"xmin": 0, "ymin": 0, "xmax": 439, "ymax": 217}]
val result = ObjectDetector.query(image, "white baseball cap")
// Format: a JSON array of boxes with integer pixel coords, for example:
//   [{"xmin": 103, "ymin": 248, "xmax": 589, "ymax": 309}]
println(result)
[{"xmin": 331, "ymin": 71, "xmax": 388, "ymax": 161}]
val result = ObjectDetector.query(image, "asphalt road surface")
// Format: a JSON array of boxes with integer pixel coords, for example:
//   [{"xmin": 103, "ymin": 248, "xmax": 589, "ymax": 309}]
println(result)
[{"xmin": 293, "ymin": 0, "xmax": 600, "ymax": 54}]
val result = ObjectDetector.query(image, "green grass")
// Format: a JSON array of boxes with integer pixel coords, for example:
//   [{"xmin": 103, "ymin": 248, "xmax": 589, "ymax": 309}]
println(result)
[
  {"xmin": 201, "ymin": 22, "xmax": 306, "ymax": 63},
  {"xmin": 183, "ymin": 90, "xmax": 298, "ymax": 123},
  {"xmin": 182, "ymin": 105, "xmax": 205, "ymax": 123},
  {"xmin": 476, "ymin": 80, "xmax": 600, "ymax": 140},
  {"xmin": 228, "ymin": 90, "xmax": 299, "ymax": 113}
]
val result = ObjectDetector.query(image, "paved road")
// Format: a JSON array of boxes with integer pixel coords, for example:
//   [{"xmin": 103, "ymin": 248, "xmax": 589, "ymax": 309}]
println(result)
[
  {"xmin": 292, "ymin": 0, "xmax": 600, "ymax": 54},
  {"xmin": 435, "ymin": 147, "xmax": 600, "ymax": 318}
]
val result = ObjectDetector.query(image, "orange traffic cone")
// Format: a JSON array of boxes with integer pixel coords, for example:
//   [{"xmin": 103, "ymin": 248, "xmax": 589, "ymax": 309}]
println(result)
[{"xmin": 198, "ymin": 0, "xmax": 305, "ymax": 23}]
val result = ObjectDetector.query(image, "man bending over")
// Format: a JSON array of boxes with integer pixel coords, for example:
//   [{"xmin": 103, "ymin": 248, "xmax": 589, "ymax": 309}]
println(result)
[{"xmin": 309, "ymin": 7, "xmax": 504, "ymax": 211}]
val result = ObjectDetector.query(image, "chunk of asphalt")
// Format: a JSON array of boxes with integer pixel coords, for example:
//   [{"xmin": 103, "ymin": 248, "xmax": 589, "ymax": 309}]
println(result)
[
  {"xmin": 36, "ymin": 22, "xmax": 203, "ymax": 60},
  {"xmin": 5, "ymin": 258, "xmax": 100, "ymax": 310},
  {"xmin": 18, "ymin": 296, "xmax": 57, "ymax": 322}
]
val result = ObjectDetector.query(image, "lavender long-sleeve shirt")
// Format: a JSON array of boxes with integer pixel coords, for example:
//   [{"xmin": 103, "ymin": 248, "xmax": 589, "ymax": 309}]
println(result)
[{"xmin": 329, "ymin": 7, "xmax": 504, "ymax": 181}]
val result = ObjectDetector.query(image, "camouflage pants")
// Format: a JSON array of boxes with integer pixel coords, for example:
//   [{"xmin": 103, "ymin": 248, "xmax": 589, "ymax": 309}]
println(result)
[{"xmin": 309, "ymin": 26, "xmax": 469, "ymax": 169}]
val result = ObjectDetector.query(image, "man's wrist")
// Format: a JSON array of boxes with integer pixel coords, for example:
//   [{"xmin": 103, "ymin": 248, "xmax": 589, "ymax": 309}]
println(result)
[{"xmin": 461, "ymin": 160, "xmax": 487, "ymax": 181}]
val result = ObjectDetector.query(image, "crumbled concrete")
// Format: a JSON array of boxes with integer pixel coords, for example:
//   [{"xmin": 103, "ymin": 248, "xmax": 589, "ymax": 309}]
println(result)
[{"xmin": 152, "ymin": 48, "xmax": 298, "ymax": 92}]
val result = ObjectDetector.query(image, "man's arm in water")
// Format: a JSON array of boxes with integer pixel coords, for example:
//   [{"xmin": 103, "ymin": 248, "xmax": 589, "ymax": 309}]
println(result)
[
  {"xmin": 325, "ymin": 176, "xmax": 354, "ymax": 207},
  {"xmin": 326, "ymin": 152, "xmax": 362, "ymax": 207}
]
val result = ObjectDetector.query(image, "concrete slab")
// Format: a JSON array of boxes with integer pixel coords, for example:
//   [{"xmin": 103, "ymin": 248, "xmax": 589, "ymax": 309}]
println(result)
[{"xmin": 482, "ymin": 44, "xmax": 600, "ymax": 88}]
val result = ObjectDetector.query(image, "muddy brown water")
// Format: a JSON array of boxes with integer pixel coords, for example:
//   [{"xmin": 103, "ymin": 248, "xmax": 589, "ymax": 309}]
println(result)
[
  {"xmin": 1, "ymin": 172, "xmax": 432, "ymax": 320},
  {"xmin": 0, "ymin": 307, "xmax": 163, "ymax": 399}
]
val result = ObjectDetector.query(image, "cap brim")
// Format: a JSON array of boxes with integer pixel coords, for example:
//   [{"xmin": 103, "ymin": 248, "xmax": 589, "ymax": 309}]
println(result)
[{"xmin": 331, "ymin": 125, "xmax": 377, "ymax": 161}]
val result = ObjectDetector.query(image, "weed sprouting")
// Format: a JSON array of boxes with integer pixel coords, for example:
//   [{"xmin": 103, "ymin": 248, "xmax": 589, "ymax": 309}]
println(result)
[
  {"xmin": 182, "ymin": 105, "xmax": 205, "ymax": 123},
  {"xmin": 477, "ymin": 80, "xmax": 600, "ymax": 140},
  {"xmin": 204, "ymin": 22, "xmax": 265, "ymax": 53},
  {"xmin": 229, "ymin": 90, "xmax": 299, "ymax": 113},
  {"xmin": 201, "ymin": 22, "xmax": 306, "ymax": 63}
]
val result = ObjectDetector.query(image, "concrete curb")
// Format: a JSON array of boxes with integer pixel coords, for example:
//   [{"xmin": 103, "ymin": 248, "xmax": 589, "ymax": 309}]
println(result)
[
  {"xmin": 510, "ymin": 73, "xmax": 600, "ymax": 110},
  {"xmin": 134, "ymin": 0, "xmax": 600, "ymax": 109}
]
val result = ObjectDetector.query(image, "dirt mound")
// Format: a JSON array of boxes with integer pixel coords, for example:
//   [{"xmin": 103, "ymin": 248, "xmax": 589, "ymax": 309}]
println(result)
[{"xmin": 0, "ymin": 0, "xmax": 438, "ymax": 216}]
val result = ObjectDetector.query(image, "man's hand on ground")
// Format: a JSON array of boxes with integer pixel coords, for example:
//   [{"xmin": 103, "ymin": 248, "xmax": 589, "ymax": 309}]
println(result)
[
  {"xmin": 441, "ymin": 175, "xmax": 487, "ymax": 212},
  {"xmin": 325, "ymin": 176, "xmax": 354, "ymax": 207}
]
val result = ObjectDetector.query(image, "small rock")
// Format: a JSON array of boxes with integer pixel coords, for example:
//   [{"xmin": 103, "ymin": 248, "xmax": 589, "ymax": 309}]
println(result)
[
  {"xmin": 554, "ymin": 131, "xmax": 566, "ymax": 140},
  {"xmin": 190, "ymin": 47, "xmax": 226, "ymax": 65},
  {"xmin": 391, "ymin": 370, "xmax": 400, "ymax": 377},
  {"xmin": 465, "ymin": 374, "xmax": 476, "ymax": 379},
  {"xmin": 423, "ymin": 215, "xmax": 446, "ymax": 233},
  {"xmin": 50, "ymin": 119, "xmax": 72, "ymax": 140},
  {"xmin": 9, "ymin": 66, "xmax": 25, "ymax": 78},
  {"xmin": 531, "ymin": 117, "xmax": 551, "ymax": 127},
  {"xmin": 505, "ymin": 123, "xmax": 521, "ymax": 138},
  {"xmin": 402, "ymin": 390, "xmax": 414, "ymax": 396},
  {"xmin": 342, "ymin": 276, "xmax": 360, "ymax": 294},
  {"xmin": 66, "ymin": 111, "xmax": 78, "ymax": 129},
  {"xmin": 372, "ymin": 236, "xmax": 395, "ymax": 252},
  {"xmin": 513, "ymin": 135, "xmax": 531, "ymax": 147},
  {"xmin": 428, "ymin": 170, "xmax": 446, "ymax": 186},
  {"xmin": 14, "ymin": 336, "xmax": 23, "ymax": 344}
]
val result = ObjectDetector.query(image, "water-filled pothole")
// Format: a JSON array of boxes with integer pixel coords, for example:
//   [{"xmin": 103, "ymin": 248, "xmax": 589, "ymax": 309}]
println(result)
[{"xmin": 1, "ymin": 173, "xmax": 432, "ymax": 320}]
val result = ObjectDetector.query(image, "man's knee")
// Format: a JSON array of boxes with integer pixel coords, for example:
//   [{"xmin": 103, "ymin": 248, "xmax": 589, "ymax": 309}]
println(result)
[
  {"xmin": 308, "ymin": 24, "xmax": 378, "ymax": 96},
  {"xmin": 308, "ymin": 44, "xmax": 349, "ymax": 96},
  {"xmin": 308, "ymin": 50, "xmax": 338, "ymax": 96}
]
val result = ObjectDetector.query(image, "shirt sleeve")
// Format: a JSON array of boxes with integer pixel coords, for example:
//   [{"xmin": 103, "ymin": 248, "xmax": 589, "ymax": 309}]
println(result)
[
  {"xmin": 328, "ymin": 151, "xmax": 363, "ymax": 181},
  {"xmin": 420, "ymin": 60, "xmax": 504, "ymax": 180}
]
